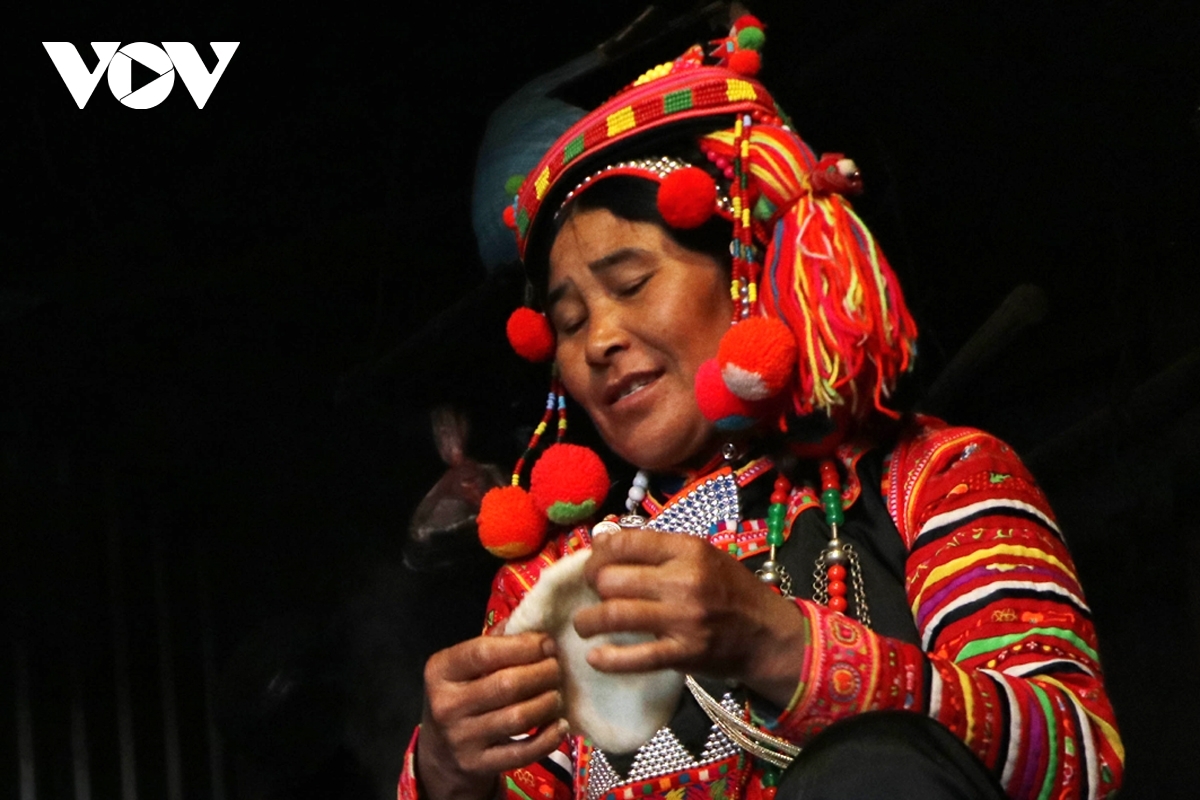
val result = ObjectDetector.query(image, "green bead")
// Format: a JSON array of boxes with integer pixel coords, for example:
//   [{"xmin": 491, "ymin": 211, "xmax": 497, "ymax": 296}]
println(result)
[
  {"xmin": 767, "ymin": 529, "xmax": 785, "ymax": 547},
  {"xmin": 753, "ymin": 195, "xmax": 775, "ymax": 221},
  {"xmin": 736, "ymin": 26, "xmax": 766, "ymax": 52},
  {"xmin": 504, "ymin": 174, "xmax": 525, "ymax": 195},
  {"xmin": 825, "ymin": 504, "xmax": 845, "ymax": 526},
  {"xmin": 821, "ymin": 488, "xmax": 842, "ymax": 507},
  {"xmin": 768, "ymin": 504, "xmax": 787, "ymax": 523}
]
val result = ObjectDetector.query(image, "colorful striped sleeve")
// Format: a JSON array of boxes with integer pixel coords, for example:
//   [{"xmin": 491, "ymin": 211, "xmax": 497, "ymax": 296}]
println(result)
[
  {"xmin": 398, "ymin": 528, "xmax": 591, "ymax": 800},
  {"xmin": 776, "ymin": 417, "xmax": 1124, "ymax": 800}
]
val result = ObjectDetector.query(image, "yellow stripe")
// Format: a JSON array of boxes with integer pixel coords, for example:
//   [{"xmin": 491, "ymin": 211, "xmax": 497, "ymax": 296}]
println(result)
[
  {"xmin": 957, "ymin": 666, "xmax": 977, "ymax": 748},
  {"xmin": 912, "ymin": 544, "xmax": 1075, "ymax": 613},
  {"xmin": 726, "ymin": 78, "xmax": 757, "ymax": 102},
  {"xmin": 1035, "ymin": 676, "xmax": 1126, "ymax": 765},
  {"xmin": 534, "ymin": 166, "xmax": 551, "ymax": 201},
  {"xmin": 606, "ymin": 106, "xmax": 636, "ymax": 137}
]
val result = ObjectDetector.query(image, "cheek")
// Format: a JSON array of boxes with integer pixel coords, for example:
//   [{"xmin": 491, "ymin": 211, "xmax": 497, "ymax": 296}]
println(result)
[
  {"xmin": 682, "ymin": 284, "xmax": 732, "ymax": 362},
  {"xmin": 553, "ymin": 343, "xmax": 590, "ymax": 404}
]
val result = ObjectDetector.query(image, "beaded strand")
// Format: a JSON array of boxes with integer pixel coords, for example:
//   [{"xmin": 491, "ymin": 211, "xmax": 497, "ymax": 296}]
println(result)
[
  {"xmin": 812, "ymin": 459, "xmax": 872, "ymax": 625},
  {"xmin": 510, "ymin": 372, "xmax": 567, "ymax": 486},
  {"xmin": 756, "ymin": 474, "xmax": 792, "ymax": 595}
]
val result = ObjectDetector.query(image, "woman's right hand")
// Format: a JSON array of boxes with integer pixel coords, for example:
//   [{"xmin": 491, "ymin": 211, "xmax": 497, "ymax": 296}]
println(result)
[{"xmin": 417, "ymin": 630, "xmax": 567, "ymax": 800}]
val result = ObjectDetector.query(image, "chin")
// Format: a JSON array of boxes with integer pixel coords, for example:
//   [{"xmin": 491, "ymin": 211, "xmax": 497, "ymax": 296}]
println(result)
[{"xmin": 607, "ymin": 426, "xmax": 716, "ymax": 474}]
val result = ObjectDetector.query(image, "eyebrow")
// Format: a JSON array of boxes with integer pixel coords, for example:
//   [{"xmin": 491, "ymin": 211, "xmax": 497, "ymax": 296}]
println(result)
[{"xmin": 545, "ymin": 247, "xmax": 649, "ymax": 311}]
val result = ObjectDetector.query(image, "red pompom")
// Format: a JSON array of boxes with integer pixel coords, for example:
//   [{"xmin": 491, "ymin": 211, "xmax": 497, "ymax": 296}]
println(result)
[
  {"xmin": 502, "ymin": 204, "xmax": 517, "ymax": 230},
  {"xmin": 477, "ymin": 485, "xmax": 548, "ymax": 559},
  {"xmin": 732, "ymin": 14, "xmax": 765, "ymax": 32},
  {"xmin": 727, "ymin": 49, "xmax": 761, "ymax": 77},
  {"xmin": 529, "ymin": 443, "xmax": 610, "ymax": 525},
  {"xmin": 657, "ymin": 166, "xmax": 717, "ymax": 229},
  {"xmin": 718, "ymin": 317, "xmax": 797, "ymax": 400},
  {"xmin": 695, "ymin": 358, "xmax": 759, "ymax": 431},
  {"xmin": 506, "ymin": 307, "xmax": 555, "ymax": 362}
]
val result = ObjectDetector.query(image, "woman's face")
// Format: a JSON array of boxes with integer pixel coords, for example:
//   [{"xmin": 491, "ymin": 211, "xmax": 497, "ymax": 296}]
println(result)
[{"xmin": 546, "ymin": 208, "xmax": 732, "ymax": 472}]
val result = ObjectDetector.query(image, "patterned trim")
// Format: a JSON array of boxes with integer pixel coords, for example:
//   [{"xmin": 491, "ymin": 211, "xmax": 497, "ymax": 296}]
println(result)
[{"xmin": 514, "ymin": 67, "xmax": 778, "ymax": 258}]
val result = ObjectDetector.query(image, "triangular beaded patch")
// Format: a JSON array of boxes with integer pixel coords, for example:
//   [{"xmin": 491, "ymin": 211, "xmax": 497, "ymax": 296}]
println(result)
[
  {"xmin": 646, "ymin": 471, "xmax": 740, "ymax": 537},
  {"xmin": 584, "ymin": 694, "xmax": 741, "ymax": 799}
]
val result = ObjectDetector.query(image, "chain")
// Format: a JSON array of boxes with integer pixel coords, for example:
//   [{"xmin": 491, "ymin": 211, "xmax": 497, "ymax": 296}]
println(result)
[
  {"xmin": 811, "ymin": 555, "xmax": 829, "ymax": 605},
  {"xmin": 847, "ymin": 545, "xmax": 871, "ymax": 628}
]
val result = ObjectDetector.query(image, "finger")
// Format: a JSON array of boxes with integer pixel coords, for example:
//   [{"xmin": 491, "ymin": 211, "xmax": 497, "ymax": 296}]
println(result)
[
  {"xmin": 427, "ymin": 656, "xmax": 561, "ymax": 731},
  {"xmin": 436, "ymin": 632, "xmax": 554, "ymax": 682},
  {"xmin": 477, "ymin": 718, "xmax": 570, "ymax": 775},
  {"xmin": 585, "ymin": 528, "xmax": 678, "ymax": 579},
  {"xmin": 471, "ymin": 687, "xmax": 564, "ymax": 747},
  {"xmin": 472, "ymin": 656, "xmax": 562, "ymax": 711},
  {"xmin": 573, "ymin": 598, "xmax": 668, "ymax": 639},
  {"xmin": 587, "ymin": 638, "xmax": 686, "ymax": 674},
  {"xmin": 590, "ymin": 563, "xmax": 668, "ymax": 601}
]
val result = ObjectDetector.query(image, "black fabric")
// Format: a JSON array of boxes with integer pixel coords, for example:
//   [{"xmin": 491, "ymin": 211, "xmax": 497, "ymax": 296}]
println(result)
[
  {"xmin": 775, "ymin": 711, "xmax": 1006, "ymax": 800},
  {"xmin": 740, "ymin": 448, "xmax": 921, "ymax": 646}
]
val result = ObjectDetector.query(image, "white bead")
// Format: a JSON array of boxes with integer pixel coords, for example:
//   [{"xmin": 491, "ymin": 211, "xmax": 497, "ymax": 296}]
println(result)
[
  {"xmin": 633, "ymin": 471, "xmax": 650, "ymax": 488},
  {"xmin": 628, "ymin": 485, "xmax": 646, "ymax": 502}
]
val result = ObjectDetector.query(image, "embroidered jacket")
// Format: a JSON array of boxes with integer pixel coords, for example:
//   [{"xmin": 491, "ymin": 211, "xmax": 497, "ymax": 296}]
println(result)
[{"xmin": 398, "ymin": 416, "xmax": 1124, "ymax": 800}]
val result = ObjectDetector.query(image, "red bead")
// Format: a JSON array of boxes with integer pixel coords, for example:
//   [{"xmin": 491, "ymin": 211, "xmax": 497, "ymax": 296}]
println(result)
[
  {"xmin": 770, "ymin": 491, "xmax": 789, "ymax": 505},
  {"xmin": 768, "ymin": 584, "xmax": 782, "ymax": 595},
  {"xmin": 819, "ymin": 463, "xmax": 840, "ymax": 491},
  {"xmin": 827, "ymin": 564, "xmax": 846, "ymax": 581},
  {"xmin": 828, "ymin": 595, "xmax": 848, "ymax": 613},
  {"xmin": 827, "ymin": 579, "xmax": 847, "ymax": 597},
  {"xmin": 762, "ymin": 788, "xmax": 777, "ymax": 800},
  {"xmin": 773, "ymin": 475, "xmax": 792, "ymax": 494}
]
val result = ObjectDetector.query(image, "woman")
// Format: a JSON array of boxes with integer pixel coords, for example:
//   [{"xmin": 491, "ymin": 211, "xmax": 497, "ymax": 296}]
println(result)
[{"xmin": 401, "ymin": 15, "xmax": 1123, "ymax": 800}]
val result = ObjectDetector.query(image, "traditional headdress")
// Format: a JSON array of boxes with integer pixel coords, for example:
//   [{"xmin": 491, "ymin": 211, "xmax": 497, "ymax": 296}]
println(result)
[{"xmin": 480, "ymin": 13, "xmax": 918, "ymax": 558}]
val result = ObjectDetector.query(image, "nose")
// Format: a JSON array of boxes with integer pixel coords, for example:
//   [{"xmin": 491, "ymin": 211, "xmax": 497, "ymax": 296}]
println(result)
[{"xmin": 584, "ymin": 299, "xmax": 630, "ymax": 365}]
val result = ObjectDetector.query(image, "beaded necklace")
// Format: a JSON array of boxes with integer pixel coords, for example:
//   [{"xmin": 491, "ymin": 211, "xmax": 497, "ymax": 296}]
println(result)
[{"xmin": 809, "ymin": 459, "xmax": 872, "ymax": 626}]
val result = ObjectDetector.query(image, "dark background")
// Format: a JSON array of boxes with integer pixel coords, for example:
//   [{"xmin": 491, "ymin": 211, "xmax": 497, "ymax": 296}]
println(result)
[{"xmin": 4, "ymin": 1, "xmax": 1200, "ymax": 798}]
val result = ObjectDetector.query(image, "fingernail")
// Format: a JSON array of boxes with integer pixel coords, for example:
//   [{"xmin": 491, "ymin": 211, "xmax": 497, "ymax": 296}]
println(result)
[
  {"xmin": 541, "ymin": 636, "xmax": 557, "ymax": 658},
  {"xmin": 557, "ymin": 718, "xmax": 571, "ymax": 736}
]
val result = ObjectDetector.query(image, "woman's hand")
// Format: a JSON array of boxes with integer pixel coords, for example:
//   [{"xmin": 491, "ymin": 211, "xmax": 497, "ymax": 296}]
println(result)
[
  {"xmin": 573, "ymin": 527, "xmax": 809, "ymax": 707},
  {"xmin": 417, "ymin": 630, "xmax": 568, "ymax": 800}
]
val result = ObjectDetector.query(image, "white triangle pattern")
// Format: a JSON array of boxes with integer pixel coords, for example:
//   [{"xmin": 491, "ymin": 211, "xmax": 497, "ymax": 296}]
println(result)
[
  {"xmin": 646, "ymin": 472, "xmax": 740, "ymax": 537},
  {"xmin": 584, "ymin": 693, "xmax": 742, "ymax": 800}
]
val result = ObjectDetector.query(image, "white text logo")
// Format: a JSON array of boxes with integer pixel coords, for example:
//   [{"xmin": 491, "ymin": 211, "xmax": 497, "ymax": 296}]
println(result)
[{"xmin": 42, "ymin": 42, "xmax": 239, "ymax": 109}]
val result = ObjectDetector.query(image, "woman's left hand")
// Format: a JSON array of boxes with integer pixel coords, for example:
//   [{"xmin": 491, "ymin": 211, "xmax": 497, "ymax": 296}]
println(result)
[{"xmin": 573, "ymin": 527, "xmax": 809, "ymax": 707}]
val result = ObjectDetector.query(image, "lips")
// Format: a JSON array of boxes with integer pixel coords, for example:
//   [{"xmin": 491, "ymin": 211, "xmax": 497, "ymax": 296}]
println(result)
[{"xmin": 604, "ymin": 369, "xmax": 664, "ymax": 406}]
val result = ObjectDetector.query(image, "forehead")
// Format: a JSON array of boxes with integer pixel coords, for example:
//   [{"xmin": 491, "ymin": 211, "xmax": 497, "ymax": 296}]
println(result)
[{"xmin": 547, "ymin": 210, "xmax": 668, "ymax": 281}]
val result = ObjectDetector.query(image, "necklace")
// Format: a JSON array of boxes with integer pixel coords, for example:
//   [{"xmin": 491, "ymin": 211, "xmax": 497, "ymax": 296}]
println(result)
[{"xmin": 810, "ymin": 459, "xmax": 872, "ymax": 626}]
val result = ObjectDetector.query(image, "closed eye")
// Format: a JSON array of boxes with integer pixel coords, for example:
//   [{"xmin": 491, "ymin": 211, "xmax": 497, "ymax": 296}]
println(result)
[
  {"xmin": 557, "ymin": 315, "xmax": 585, "ymax": 336},
  {"xmin": 616, "ymin": 274, "xmax": 650, "ymax": 298}
]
